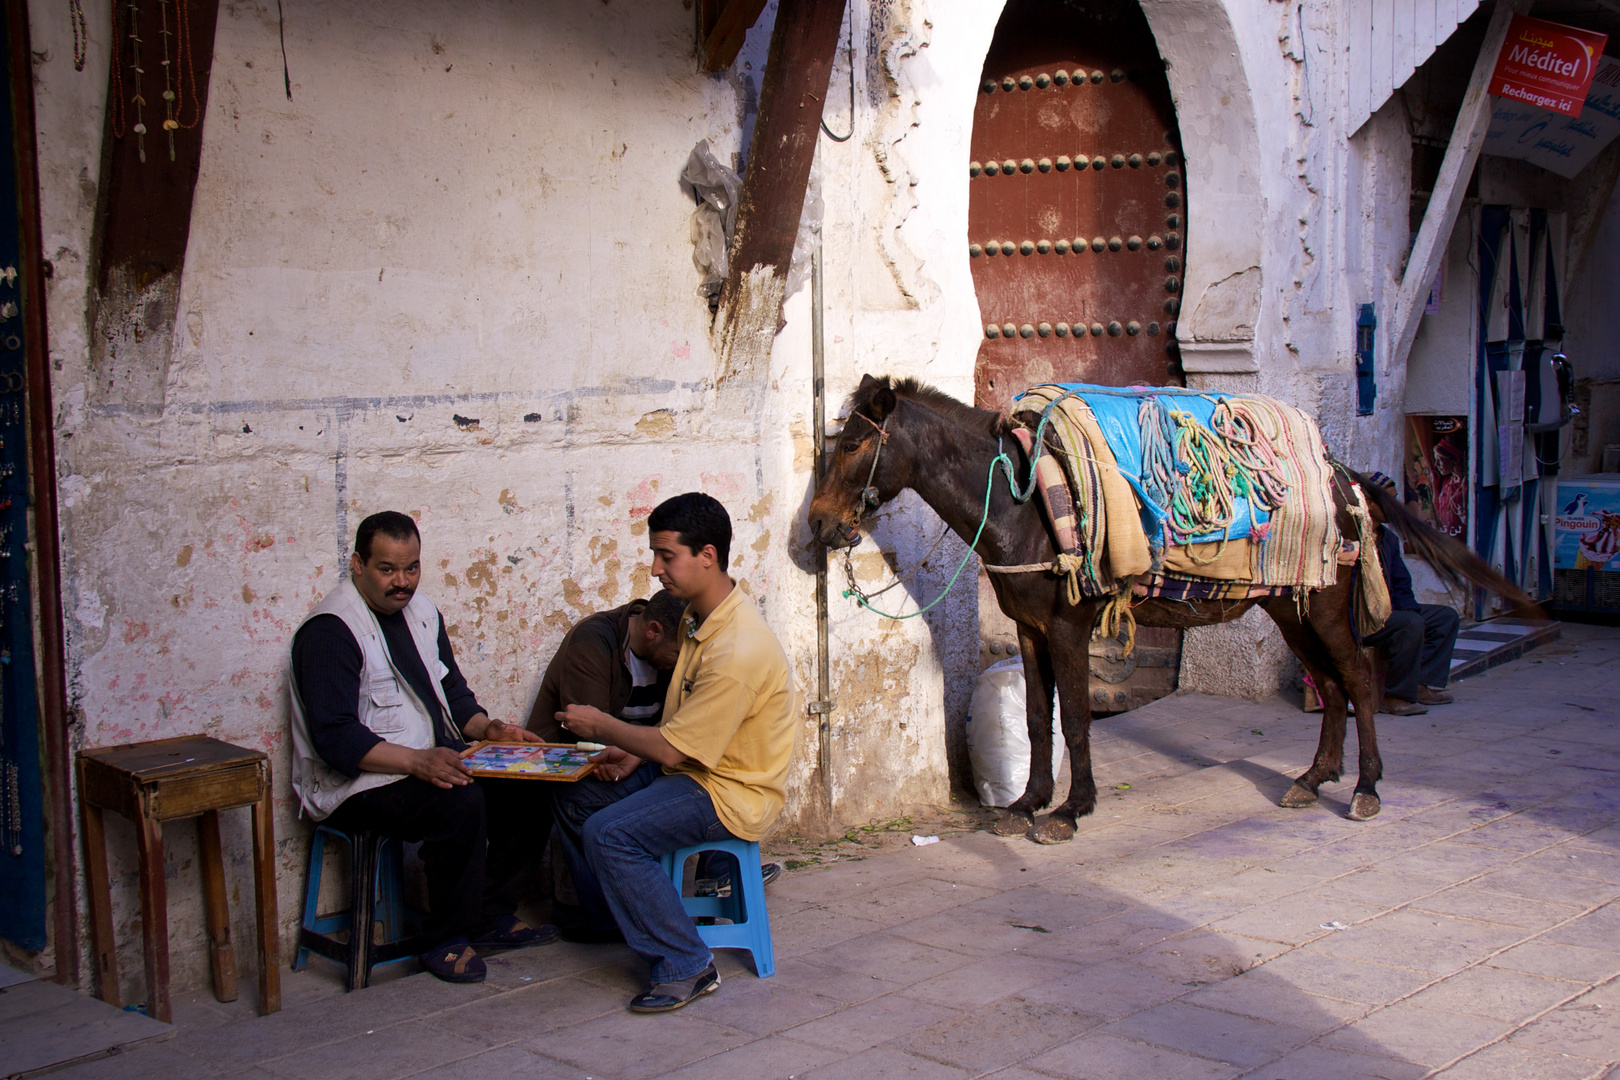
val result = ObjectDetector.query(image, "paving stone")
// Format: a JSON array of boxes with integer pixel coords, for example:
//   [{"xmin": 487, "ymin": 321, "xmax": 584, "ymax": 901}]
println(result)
[
  {"xmin": 759, "ymin": 956, "xmax": 910, "ymax": 1006},
  {"xmin": 1124, "ymin": 929, "xmax": 1285, "ymax": 984},
  {"xmin": 778, "ymin": 993, "xmax": 959, "ymax": 1053},
  {"xmin": 38, "ymin": 1042, "xmax": 204, "ymax": 1080},
  {"xmin": 960, "ymin": 884, "xmax": 1133, "ymax": 934},
  {"xmin": 1432, "ymin": 1040, "xmax": 1607, "ymax": 1079},
  {"xmin": 259, "ymin": 1027, "xmax": 490, "ymax": 1080},
  {"xmin": 1406, "ymin": 964, "xmax": 1580, "ymax": 1023},
  {"xmin": 1102, "ymin": 1000, "xmax": 1312, "ymax": 1069},
  {"xmin": 1254, "ymin": 1042, "xmax": 1429, "ymax": 1079},
  {"xmin": 424, "ymin": 976, "xmax": 619, "ymax": 1036},
  {"xmin": 651, "ymin": 1033, "xmax": 846, "ymax": 1080},
  {"xmin": 895, "ymin": 995, "xmax": 1104, "ymax": 1071},
  {"xmin": 1181, "ymin": 968, "xmax": 1371, "ymax": 1035},
  {"xmin": 1488, "ymin": 942, "xmax": 1620, "ymax": 983},
  {"xmin": 1027, "ymin": 1030, "xmax": 1243, "ymax": 1079},
  {"xmin": 797, "ymin": 1044, "xmax": 972, "ymax": 1080},
  {"xmin": 1254, "ymin": 948, "xmax": 1435, "ymax": 1006},
  {"xmin": 839, "ymin": 877, "xmax": 1001, "ymax": 927},
  {"xmin": 1302, "ymin": 867, "xmax": 1458, "ymax": 906},
  {"xmin": 1448, "ymin": 820, "xmax": 1579, "ymax": 854},
  {"xmin": 1373, "ymin": 842, "xmax": 1521, "ymax": 879},
  {"xmin": 1310, "ymin": 923, "xmax": 1496, "ymax": 976},
  {"xmin": 1211, "ymin": 897, "xmax": 1386, "ymax": 946},
  {"xmin": 1471, "ymin": 866, "xmax": 1620, "ymax": 909},
  {"xmin": 896, "ymin": 952, "xmax": 1081, "ymax": 1010},
  {"xmin": 1507, "ymin": 998, "xmax": 1620, "ymax": 1059},
  {"xmin": 1412, "ymin": 884, "xmax": 1583, "ymax": 929},
  {"xmin": 404, "ymin": 1046, "xmax": 583, "ymax": 1080},
  {"xmin": 768, "ymin": 905, "xmax": 888, "ymax": 958},
  {"xmin": 679, "ymin": 976, "xmax": 844, "ymax": 1036},
  {"xmin": 801, "ymin": 930, "xmax": 980, "ymax": 988},
  {"xmin": 1320, "ymin": 1002, "xmax": 1512, "ymax": 1066},
  {"xmin": 521, "ymin": 1010, "xmax": 751, "ymax": 1080},
  {"xmin": 1519, "ymin": 848, "xmax": 1620, "ymax": 885},
  {"xmin": 1010, "ymin": 958, "xmax": 1192, "ymax": 1021},
  {"xmin": 1372, "ymin": 909, "xmax": 1529, "ymax": 949}
]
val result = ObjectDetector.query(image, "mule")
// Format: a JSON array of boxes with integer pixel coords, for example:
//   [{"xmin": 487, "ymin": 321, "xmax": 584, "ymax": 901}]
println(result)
[{"xmin": 808, "ymin": 375, "xmax": 1528, "ymax": 844}]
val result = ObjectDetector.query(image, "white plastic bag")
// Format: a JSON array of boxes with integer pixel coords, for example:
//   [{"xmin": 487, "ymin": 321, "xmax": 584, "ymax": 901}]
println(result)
[{"xmin": 965, "ymin": 657, "xmax": 1064, "ymax": 809}]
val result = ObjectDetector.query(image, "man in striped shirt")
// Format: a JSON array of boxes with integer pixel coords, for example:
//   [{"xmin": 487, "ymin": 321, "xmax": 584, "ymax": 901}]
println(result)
[{"xmin": 528, "ymin": 591, "xmax": 685, "ymax": 939}]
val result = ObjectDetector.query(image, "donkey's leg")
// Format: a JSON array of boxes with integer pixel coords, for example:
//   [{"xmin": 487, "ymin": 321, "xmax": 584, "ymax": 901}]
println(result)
[
  {"xmin": 1027, "ymin": 624, "xmax": 1096, "ymax": 845},
  {"xmin": 1305, "ymin": 597, "xmax": 1383, "ymax": 820},
  {"xmin": 993, "ymin": 623, "xmax": 1057, "ymax": 836},
  {"xmin": 1263, "ymin": 599, "xmax": 1349, "ymax": 808}
]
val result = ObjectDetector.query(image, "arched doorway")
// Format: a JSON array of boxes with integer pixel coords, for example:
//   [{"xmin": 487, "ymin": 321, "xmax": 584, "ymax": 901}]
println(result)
[{"xmin": 970, "ymin": 0, "xmax": 1186, "ymax": 715}]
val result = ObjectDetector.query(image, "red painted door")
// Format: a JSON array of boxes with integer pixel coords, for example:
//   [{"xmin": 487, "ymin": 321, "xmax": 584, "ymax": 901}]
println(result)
[{"xmin": 969, "ymin": 0, "xmax": 1185, "ymax": 410}]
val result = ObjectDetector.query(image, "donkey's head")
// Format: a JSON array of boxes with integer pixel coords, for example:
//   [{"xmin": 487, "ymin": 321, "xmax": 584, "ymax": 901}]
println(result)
[{"xmin": 808, "ymin": 375, "xmax": 909, "ymax": 549}]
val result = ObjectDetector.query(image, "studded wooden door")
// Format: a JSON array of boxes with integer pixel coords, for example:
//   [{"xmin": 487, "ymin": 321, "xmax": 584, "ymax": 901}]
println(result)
[
  {"xmin": 971, "ymin": 0, "xmax": 1184, "ymax": 719},
  {"xmin": 969, "ymin": 0, "xmax": 1184, "ymax": 406}
]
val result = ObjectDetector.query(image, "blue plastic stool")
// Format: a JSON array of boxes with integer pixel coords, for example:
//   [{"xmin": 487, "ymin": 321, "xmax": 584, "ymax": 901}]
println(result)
[
  {"xmin": 293, "ymin": 825, "xmax": 419, "ymax": 990},
  {"xmin": 659, "ymin": 838, "xmax": 774, "ymax": 977}
]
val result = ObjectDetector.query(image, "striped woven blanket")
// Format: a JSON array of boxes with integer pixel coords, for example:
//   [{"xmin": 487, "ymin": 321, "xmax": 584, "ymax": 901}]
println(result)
[{"xmin": 1013, "ymin": 383, "xmax": 1341, "ymax": 593}]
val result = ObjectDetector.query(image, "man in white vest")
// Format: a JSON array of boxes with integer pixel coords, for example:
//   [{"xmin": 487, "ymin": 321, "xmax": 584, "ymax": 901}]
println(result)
[{"xmin": 289, "ymin": 511, "xmax": 556, "ymax": 984}]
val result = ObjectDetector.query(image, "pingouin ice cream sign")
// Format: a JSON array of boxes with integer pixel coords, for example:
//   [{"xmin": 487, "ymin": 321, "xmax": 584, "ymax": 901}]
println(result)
[
  {"xmin": 1490, "ymin": 15, "xmax": 1609, "ymax": 117},
  {"xmin": 1555, "ymin": 487, "xmax": 1620, "ymax": 571}
]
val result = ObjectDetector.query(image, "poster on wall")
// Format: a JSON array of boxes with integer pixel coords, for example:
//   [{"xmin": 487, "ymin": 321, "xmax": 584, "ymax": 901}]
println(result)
[
  {"xmin": 1554, "ymin": 477, "xmax": 1620, "ymax": 570},
  {"xmin": 1404, "ymin": 416, "xmax": 1469, "ymax": 542},
  {"xmin": 1485, "ymin": 54, "xmax": 1620, "ymax": 179},
  {"xmin": 1489, "ymin": 15, "xmax": 1609, "ymax": 116}
]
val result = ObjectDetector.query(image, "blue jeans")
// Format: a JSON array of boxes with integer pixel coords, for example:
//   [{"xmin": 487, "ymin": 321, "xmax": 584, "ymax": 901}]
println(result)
[
  {"xmin": 582, "ymin": 772, "xmax": 733, "ymax": 983},
  {"xmin": 551, "ymin": 760, "xmax": 662, "ymax": 935}
]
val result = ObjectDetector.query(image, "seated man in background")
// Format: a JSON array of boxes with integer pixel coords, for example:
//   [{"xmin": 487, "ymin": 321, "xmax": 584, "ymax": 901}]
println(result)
[
  {"xmin": 1363, "ymin": 472, "xmax": 1461, "ymax": 717},
  {"xmin": 560, "ymin": 492, "xmax": 799, "ymax": 1012},
  {"xmin": 289, "ymin": 511, "xmax": 557, "ymax": 985},
  {"xmin": 526, "ymin": 589, "xmax": 684, "ymax": 940}
]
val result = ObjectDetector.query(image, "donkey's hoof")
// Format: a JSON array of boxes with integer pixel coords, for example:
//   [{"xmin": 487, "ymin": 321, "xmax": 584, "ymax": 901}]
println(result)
[
  {"xmin": 1347, "ymin": 793, "xmax": 1381, "ymax": 821},
  {"xmin": 1279, "ymin": 782, "xmax": 1319, "ymax": 809},
  {"xmin": 992, "ymin": 811, "xmax": 1035, "ymax": 837},
  {"xmin": 1027, "ymin": 816, "xmax": 1077, "ymax": 845}
]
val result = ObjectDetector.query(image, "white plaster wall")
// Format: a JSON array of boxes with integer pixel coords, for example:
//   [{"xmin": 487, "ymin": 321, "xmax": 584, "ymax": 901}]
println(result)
[
  {"xmin": 28, "ymin": 0, "xmax": 1459, "ymax": 991},
  {"xmin": 31, "ymin": 0, "xmax": 967, "ymax": 996}
]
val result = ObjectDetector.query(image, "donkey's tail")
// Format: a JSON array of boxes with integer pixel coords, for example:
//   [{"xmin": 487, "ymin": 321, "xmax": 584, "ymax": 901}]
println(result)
[{"xmin": 1341, "ymin": 465, "xmax": 1541, "ymax": 616}]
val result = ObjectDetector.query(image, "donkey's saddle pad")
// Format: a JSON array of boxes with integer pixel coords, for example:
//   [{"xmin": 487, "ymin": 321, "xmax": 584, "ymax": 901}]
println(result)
[{"xmin": 1012, "ymin": 383, "xmax": 1343, "ymax": 592}]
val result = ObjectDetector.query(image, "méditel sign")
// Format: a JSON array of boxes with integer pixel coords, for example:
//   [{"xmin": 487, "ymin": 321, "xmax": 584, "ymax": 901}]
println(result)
[{"xmin": 1490, "ymin": 15, "xmax": 1609, "ymax": 116}]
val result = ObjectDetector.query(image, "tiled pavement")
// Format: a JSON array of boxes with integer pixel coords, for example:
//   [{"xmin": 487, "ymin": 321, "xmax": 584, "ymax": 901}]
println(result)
[{"xmin": 46, "ymin": 625, "xmax": 1620, "ymax": 1080}]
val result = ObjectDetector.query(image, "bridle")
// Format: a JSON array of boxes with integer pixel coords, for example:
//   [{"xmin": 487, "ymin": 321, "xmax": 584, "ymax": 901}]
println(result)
[{"xmin": 848, "ymin": 410, "xmax": 891, "ymax": 529}]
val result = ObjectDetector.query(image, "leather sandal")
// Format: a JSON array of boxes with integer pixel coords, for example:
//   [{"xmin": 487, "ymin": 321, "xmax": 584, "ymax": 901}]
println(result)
[
  {"xmin": 1417, "ymin": 686, "xmax": 1454, "ymax": 705},
  {"xmin": 628, "ymin": 964, "xmax": 720, "ymax": 1013},
  {"xmin": 420, "ymin": 938, "xmax": 486, "ymax": 983},
  {"xmin": 1380, "ymin": 696, "xmax": 1428, "ymax": 717}
]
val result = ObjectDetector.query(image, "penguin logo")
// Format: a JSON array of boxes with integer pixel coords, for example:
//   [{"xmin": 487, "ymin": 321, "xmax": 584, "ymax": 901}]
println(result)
[{"xmin": 1562, "ymin": 493, "xmax": 1591, "ymax": 516}]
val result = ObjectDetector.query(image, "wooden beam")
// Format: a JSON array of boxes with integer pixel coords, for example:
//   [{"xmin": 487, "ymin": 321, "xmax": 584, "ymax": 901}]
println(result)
[
  {"xmin": 1391, "ymin": 0, "xmax": 1532, "ymax": 374},
  {"xmin": 702, "ymin": 0, "xmax": 771, "ymax": 73},
  {"xmin": 712, "ymin": 0, "xmax": 846, "ymax": 380},
  {"xmin": 90, "ymin": 0, "xmax": 221, "ymax": 404}
]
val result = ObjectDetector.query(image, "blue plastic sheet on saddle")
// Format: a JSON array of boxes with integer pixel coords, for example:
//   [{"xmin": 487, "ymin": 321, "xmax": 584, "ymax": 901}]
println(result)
[{"xmin": 1015, "ymin": 383, "xmax": 1269, "ymax": 544}]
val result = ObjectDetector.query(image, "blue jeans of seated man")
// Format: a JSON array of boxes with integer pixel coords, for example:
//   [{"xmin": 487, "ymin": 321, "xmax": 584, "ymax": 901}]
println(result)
[
  {"xmin": 582, "ymin": 771, "xmax": 734, "ymax": 984},
  {"xmin": 1363, "ymin": 603, "xmax": 1460, "ymax": 701},
  {"xmin": 551, "ymin": 760, "xmax": 662, "ymax": 936}
]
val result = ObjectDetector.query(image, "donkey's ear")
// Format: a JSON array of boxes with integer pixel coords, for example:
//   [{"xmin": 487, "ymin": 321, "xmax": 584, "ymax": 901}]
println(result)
[
  {"xmin": 857, "ymin": 373, "xmax": 878, "ymax": 391},
  {"xmin": 869, "ymin": 385, "xmax": 898, "ymax": 421}
]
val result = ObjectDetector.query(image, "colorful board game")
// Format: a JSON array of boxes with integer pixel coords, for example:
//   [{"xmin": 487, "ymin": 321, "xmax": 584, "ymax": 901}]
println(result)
[{"xmin": 459, "ymin": 741, "xmax": 596, "ymax": 781}]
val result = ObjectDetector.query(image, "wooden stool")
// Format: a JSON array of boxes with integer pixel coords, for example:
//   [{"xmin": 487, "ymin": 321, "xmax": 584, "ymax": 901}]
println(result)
[{"xmin": 78, "ymin": 735, "xmax": 282, "ymax": 1022}]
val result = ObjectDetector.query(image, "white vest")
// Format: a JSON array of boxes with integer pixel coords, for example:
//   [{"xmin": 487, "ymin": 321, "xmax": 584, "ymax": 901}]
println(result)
[{"xmin": 288, "ymin": 577, "xmax": 455, "ymax": 820}]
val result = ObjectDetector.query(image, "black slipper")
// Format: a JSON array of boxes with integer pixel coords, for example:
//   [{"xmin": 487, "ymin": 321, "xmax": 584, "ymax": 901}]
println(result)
[
  {"xmin": 628, "ymin": 965, "xmax": 720, "ymax": 1013},
  {"xmin": 419, "ymin": 938, "xmax": 486, "ymax": 983}
]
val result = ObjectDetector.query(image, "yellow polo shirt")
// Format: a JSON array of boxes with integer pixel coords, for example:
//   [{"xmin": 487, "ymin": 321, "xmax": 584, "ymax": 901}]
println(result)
[{"xmin": 659, "ymin": 585, "xmax": 798, "ymax": 841}]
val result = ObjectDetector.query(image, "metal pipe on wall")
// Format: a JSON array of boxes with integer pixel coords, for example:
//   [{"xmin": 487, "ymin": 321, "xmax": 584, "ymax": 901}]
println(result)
[{"xmin": 810, "ymin": 240, "xmax": 835, "ymax": 823}]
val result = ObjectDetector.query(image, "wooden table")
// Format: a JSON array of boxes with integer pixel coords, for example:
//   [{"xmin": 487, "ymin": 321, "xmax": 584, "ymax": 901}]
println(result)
[{"xmin": 78, "ymin": 735, "xmax": 281, "ymax": 1022}]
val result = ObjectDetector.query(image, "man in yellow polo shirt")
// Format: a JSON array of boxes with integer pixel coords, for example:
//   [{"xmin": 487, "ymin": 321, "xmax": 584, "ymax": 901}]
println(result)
[{"xmin": 557, "ymin": 492, "xmax": 797, "ymax": 1013}]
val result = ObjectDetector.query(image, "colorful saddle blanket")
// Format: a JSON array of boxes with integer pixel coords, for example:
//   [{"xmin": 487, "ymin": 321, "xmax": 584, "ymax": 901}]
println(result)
[{"xmin": 1012, "ymin": 383, "xmax": 1342, "ymax": 593}]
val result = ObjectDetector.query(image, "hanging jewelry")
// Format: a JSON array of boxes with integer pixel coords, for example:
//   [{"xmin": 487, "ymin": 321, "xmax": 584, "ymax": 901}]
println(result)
[
  {"xmin": 4, "ymin": 761, "xmax": 20, "ymax": 856},
  {"xmin": 71, "ymin": 0, "xmax": 88, "ymax": 72},
  {"xmin": 124, "ymin": 0, "xmax": 148, "ymax": 162},
  {"xmin": 157, "ymin": 0, "xmax": 177, "ymax": 160}
]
